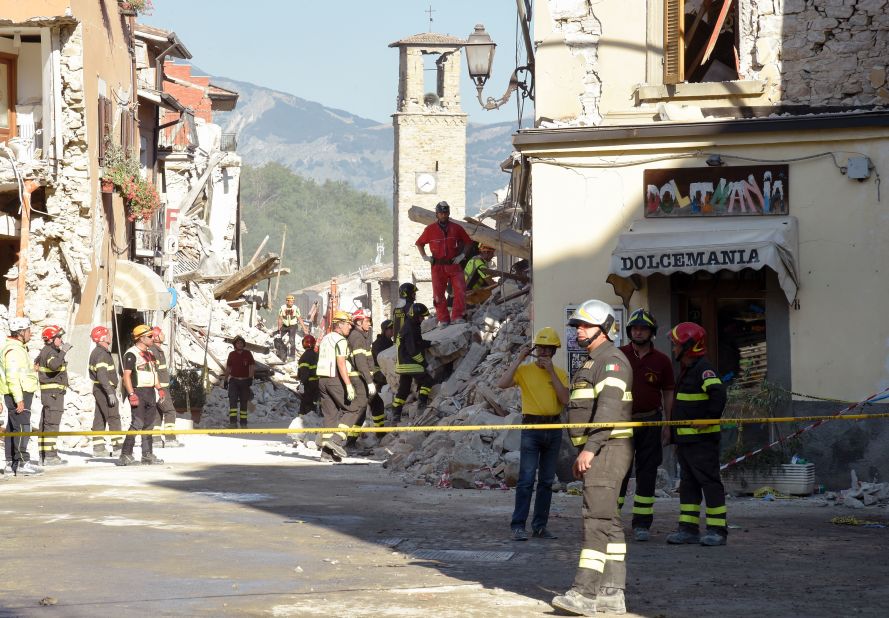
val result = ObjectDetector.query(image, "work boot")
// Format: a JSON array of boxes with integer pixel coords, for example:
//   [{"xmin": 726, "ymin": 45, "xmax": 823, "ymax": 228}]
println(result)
[
  {"xmin": 116, "ymin": 453, "xmax": 139, "ymax": 466},
  {"xmin": 239, "ymin": 419, "xmax": 248, "ymax": 429},
  {"xmin": 93, "ymin": 446, "xmax": 111, "ymax": 458},
  {"xmin": 153, "ymin": 436, "xmax": 164, "ymax": 448},
  {"xmin": 633, "ymin": 527, "xmax": 650, "ymax": 542},
  {"xmin": 532, "ymin": 527, "xmax": 558, "ymax": 539},
  {"xmin": 511, "ymin": 527, "xmax": 528, "ymax": 541},
  {"xmin": 320, "ymin": 446, "xmax": 342, "ymax": 463},
  {"xmin": 164, "ymin": 437, "xmax": 183, "ymax": 448},
  {"xmin": 551, "ymin": 589, "xmax": 597, "ymax": 616},
  {"xmin": 142, "ymin": 453, "xmax": 164, "ymax": 465},
  {"xmin": 325, "ymin": 441, "xmax": 348, "ymax": 459},
  {"xmin": 700, "ymin": 530, "xmax": 727, "ymax": 546},
  {"xmin": 597, "ymin": 588, "xmax": 627, "ymax": 614},
  {"xmin": 18, "ymin": 461, "xmax": 44, "ymax": 476},
  {"xmin": 228, "ymin": 418, "xmax": 238, "ymax": 428},
  {"xmin": 41, "ymin": 454, "xmax": 67, "ymax": 466},
  {"xmin": 666, "ymin": 529, "xmax": 700, "ymax": 544},
  {"xmin": 112, "ymin": 446, "xmax": 122, "ymax": 459}
]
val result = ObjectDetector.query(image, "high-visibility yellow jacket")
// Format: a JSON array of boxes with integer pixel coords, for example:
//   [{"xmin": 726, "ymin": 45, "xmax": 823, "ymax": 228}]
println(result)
[
  {"xmin": 1, "ymin": 337, "xmax": 39, "ymax": 402},
  {"xmin": 316, "ymin": 332, "xmax": 351, "ymax": 379}
]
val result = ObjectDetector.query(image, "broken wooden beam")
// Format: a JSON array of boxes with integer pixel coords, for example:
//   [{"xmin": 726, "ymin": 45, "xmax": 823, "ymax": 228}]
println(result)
[
  {"xmin": 408, "ymin": 206, "xmax": 531, "ymax": 259},
  {"xmin": 213, "ymin": 253, "xmax": 280, "ymax": 301}
]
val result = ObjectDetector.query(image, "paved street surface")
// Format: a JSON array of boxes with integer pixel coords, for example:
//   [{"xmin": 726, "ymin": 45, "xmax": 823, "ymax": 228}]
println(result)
[{"xmin": 1, "ymin": 431, "xmax": 888, "ymax": 617}]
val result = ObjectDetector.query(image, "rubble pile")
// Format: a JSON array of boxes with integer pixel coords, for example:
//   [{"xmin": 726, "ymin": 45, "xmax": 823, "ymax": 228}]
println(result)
[
  {"xmin": 822, "ymin": 470, "xmax": 889, "ymax": 509},
  {"xmin": 371, "ymin": 287, "xmax": 576, "ymax": 489}
]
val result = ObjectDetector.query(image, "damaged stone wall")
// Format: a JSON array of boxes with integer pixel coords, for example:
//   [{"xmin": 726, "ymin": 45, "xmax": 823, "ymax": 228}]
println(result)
[
  {"xmin": 547, "ymin": 0, "xmax": 604, "ymax": 125},
  {"xmin": 749, "ymin": 0, "xmax": 889, "ymax": 106},
  {"xmin": 24, "ymin": 23, "xmax": 94, "ymax": 333}
]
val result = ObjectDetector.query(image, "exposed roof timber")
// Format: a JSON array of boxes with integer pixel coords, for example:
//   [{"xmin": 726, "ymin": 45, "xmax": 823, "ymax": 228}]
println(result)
[
  {"xmin": 513, "ymin": 110, "xmax": 889, "ymax": 148},
  {"xmin": 0, "ymin": 17, "xmax": 77, "ymax": 28},
  {"xmin": 134, "ymin": 23, "xmax": 192, "ymax": 59},
  {"xmin": 138, "ymin": 88, "xmax": 186, "ymax": 113}
]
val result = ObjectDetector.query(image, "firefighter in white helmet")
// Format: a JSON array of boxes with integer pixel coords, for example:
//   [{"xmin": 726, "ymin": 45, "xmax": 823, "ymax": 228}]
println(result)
[{"xmin": 552, "ymin": 300, "xmax": 634, "ymax": 617}]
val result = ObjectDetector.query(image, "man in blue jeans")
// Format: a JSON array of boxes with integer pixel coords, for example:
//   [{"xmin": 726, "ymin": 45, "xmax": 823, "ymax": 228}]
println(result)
[{"xmin": 497, "ymin": 327, "xmax": 569, "ymax": 541}]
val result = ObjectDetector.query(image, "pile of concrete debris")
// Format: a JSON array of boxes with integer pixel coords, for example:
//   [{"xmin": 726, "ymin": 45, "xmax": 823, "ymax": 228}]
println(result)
[
  {"xmin": 823, "ymin": 470, "xmax": 889, "ymax": 509},
  {"xmin": 361, "ymin": 287, "xmax": 579, "ymax": 489}
]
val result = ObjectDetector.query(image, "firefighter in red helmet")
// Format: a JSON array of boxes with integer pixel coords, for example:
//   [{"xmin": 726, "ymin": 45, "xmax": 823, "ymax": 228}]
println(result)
[
  {"xmin": 35, "ymin": 325, "xmax": 71, "ymax": 465},
  {"xmin": 666, "ymin": 322, "xmax": 728, "ymax": 547},
  {"xmin": 88, "ymin": 326, "xmax": 123, "ymax": 457},
  {"xmin": 296, "ymin": 334, "xmax": 319, "ymax": 415}
]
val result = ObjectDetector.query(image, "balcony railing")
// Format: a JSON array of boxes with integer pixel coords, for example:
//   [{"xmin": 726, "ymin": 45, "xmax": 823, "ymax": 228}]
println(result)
[{"xmin": 220, "ymin": 133, "xmax": 237, "ymax": 152}]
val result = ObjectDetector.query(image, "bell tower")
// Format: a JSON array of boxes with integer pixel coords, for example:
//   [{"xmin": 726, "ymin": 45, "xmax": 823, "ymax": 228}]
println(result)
[{"xmin": 389, "ymin": 33, "xmax": 468, "ymax": 290}]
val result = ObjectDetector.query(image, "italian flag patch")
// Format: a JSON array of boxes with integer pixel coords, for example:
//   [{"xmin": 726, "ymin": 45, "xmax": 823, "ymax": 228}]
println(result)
[{"xmin": 605, "ymin": 363, "xmax": 620, "ymax": 371}]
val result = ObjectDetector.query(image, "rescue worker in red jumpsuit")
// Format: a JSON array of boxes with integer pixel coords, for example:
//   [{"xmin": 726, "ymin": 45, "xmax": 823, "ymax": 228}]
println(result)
[{"xmin": 415, "ymin": 201, "xmax": 472, "ymax": 327}]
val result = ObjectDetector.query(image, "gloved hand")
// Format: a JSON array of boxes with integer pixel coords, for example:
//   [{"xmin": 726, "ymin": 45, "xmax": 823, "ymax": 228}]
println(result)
[
  {"xmin": 107, "ymin": 392, "xmax": 117, "ymax": 407},
  {"xmin": 345, "ymin": 383, "xmax": 356, "ymax": 402},
  {"xmin": 157, "ymin": 388, "xmax": 167, "ymax": 402},
  {"xmin": 367, "ymin": 383, "xmax": 377, "ymax": 397},
  {"xmin": 423, "ymin": 254, "xmax": 434, "ymax": 264},
  {"xmin": 452, "ymin": 253, "xmax": 465, "ymax": 265},
  {"xmin": 128, "ymin": 392, "xmax": 139, "ymax": 407},
  {"xmin": 60, "ymin": 342, "xmax": 73, "ymax": 353}
]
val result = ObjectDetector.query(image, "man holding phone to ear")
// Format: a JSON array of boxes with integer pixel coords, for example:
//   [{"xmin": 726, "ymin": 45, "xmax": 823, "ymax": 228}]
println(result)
[{"xmin": 497, "ymin": 327, "xmax": 569, "ymax": 542}]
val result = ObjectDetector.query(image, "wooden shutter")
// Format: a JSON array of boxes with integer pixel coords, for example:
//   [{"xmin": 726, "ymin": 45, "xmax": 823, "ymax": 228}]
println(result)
[{"xmin": 663, "ymin": 0, "xmax": 685, "ymax": 85}]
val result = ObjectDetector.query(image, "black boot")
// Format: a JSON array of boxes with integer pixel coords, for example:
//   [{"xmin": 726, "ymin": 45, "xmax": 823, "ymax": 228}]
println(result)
[{"xmin": 141, "ymin": 440, "xmax": 164, "ymax": 465}]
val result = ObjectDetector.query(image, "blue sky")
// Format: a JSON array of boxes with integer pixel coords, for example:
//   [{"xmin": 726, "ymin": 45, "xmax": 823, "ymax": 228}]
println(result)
[{"xmin": 146, "ymin": 0, "xmax": 528, "ymax": 126}]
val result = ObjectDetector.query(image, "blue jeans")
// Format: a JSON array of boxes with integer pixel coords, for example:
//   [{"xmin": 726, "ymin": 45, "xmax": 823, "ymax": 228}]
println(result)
[{"xmin": 510, "ymin": 427, "xmax": 562, "ymax": 531}]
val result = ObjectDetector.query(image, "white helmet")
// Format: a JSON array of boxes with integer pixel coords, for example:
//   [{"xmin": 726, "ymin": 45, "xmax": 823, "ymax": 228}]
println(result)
[
  {"xmin": 568, "ymin": 299, "xmax": 617, "ymax": 339},
  {"xmin": 9, "ymin": 317, "xmax": 31, "ymax": 333}
]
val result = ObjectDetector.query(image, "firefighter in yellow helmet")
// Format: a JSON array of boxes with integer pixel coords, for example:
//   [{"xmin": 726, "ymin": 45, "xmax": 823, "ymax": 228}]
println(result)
[
  {"xmin": 316, "ymin": 311, "xmax": 359, "ymax": 462},
  {"xmin": 464, "ymin": 243, "xmax": 496, "ymax": 291},
  {"xmin": 497, "ymin": 326, "xmax": 569, "ymax": 541},
  {"xmin": 118, "ymin": 324, "xmax": 164, "ymax": 466},
  {"xmin": 277, "ymin": 294, "xmax": 307, "ymax": 361}
]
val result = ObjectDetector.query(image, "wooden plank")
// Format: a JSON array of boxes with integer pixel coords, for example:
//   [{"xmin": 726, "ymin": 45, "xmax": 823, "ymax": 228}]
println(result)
[
  {"xmin": 408, "ymin": 206, "xmax": 531, "ymax": 259},
  {"xmin": 213, "ymin": 254, "xmax": 280, "ymax": 301}
]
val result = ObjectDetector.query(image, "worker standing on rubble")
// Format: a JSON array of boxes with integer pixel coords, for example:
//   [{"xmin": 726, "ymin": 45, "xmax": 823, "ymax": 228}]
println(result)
[
  {"xmin": 277, "ymin": 295, "xmax": 307, "ymax": 361},
  {"xmin": 296, "ymin": 334, "xmax": 319, "ymax": 415},
  {"xmin": 316, "ymin": 310, "xmax": 358, "ymax": 462},
  {"xmin": 497, "ymin": 327, "xmax": 569, "ymax": 542},
  {"xmin": 345, "ymin": 309, "xmax": 375, "ymax": 445},
  {"xmin": 392, "ymin": 282, "xmax": 416, "ymax": 342},
  {"xmin": 35, "ymin": 325, "xmax": 70, "ymax": 466},
  {"xmin": 618, "ymin": 309, "xmax": 675, "ymax": 542},
  {"xmin": 392, "ymin": 303, "xmax": 433, "ymax": 424},
  {"xmin": 552, "ymin": 300, "xmax": 633, "ymax": 617},
  {"xmin": 415, "ymin": 201, "xmax": 472, "ymax": 327},
  {"xmin": 370, "ymin": 319, "xmax": 394, "ymax": 429},
  {"xmin": 88, "ymin": 326, "xmax": 123, "ymax": 458},
  {"xmin": 666, "ymin": 322, "xmax": 728, "ymax": 547},
  {"xmin": 149, "ymin": 326, "xmax": 182, "ymax": 448},
  {"xmin": 223, "ymin": 336, "xmax": 255, "ymax": 428},
  {"xmin": 464, "ymin": 244, "xmax": 496, "ymax": 291},
  {"xmin": 2, "ymin": 317, "xmax": 43, "ymax": 476},
  {"xmin": 118, "ymin": 325, "xmax": 163, "ymax": 466}
]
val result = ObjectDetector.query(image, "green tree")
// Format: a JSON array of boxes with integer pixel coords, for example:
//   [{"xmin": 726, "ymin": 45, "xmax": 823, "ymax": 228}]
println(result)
[{"xmin": 239, "ymin": 163, "xmax": 392, "ymax": 311}]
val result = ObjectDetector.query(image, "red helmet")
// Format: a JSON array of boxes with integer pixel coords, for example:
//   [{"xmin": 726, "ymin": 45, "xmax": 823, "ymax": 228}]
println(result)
[
  {"xmin": 351, "ymin": 308, "xmax": 370, "ymax": 322},
  {"xmin": 669, "ymin": 322, "xmax": 707, "ymax": 358},
  {"xmin": 42, "ymin": 325, "xmax": 63, "ymax": 343},
  {"xmin": 91, "ymin": 326, "xmax": 110, "ymax": 343},
  {"xmin": 302, "ymin": 334, "xmax": 316, "ymax": 349}
]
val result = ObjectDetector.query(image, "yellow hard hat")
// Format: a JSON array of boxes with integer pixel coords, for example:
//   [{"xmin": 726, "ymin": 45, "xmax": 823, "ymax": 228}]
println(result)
[
  {"xmin": 533, "ymin": 326, "xmax": 561, "ymax": 348},
  {"xmin": 286, "ymin": 295, "xmax": 295, "ymax": 301},
  {"xmin": 132, "ymin": 324, "xmax": 153, "ymax": 339},
  {"xmin": 479, "ymin": 244, "xmax": 495, "ymax": 252},
  {"xmin": 332, "ymin": 310, "xmax": 352, "ymax": 324}
]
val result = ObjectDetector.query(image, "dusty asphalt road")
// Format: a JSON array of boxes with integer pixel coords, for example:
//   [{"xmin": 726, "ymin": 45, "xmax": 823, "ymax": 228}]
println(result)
[{"xmin": 1, "ymin": 433, "xmax": 887, "ymax": 617}]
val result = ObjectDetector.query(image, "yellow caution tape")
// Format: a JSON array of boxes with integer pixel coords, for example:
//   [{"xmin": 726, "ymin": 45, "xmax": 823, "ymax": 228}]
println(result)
[{"xmin": 2, "ymin": 412, "xmax": 889, "ymax": 438}]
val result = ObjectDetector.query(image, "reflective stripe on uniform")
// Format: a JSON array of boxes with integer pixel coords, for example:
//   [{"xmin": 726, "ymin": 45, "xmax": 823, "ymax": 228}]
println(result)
[
  {"xmin": 605, "ymin": 542, "xmax": 627, "ymax": 561},
  {"xmin": 679, "ymin": 503, "xmax": 701, "ymax": 525},
  {"xmin": 38, "ymin": 365, "xmax": 67, "ymax": 373},
  {"xmin": 676, "ymin": 424, "xmax": 721, "ymax": 435},
  {"xmin": 702, "ymin": 377, "xmax": 722, "ymax": 390},
  {"xmin": 609, "ymin": 428, "xmax": 632, "ymax": 439},
  {"xmin": 632, "ymin": 494, "xmax": 655, "ymax": 516},
  {"xmin": 39, "ymin": 383, "xmax": 66, "ymax": 390},
  {"xmin": 676, "ymin": 392, "xmax": 709, "ymax": 401},
  {"xmin": 705, "ymin": 505, "xmax": 727, "ymax": 527},
  {"xmin": 571, "ymin": 435, "xmax": 588, "ymax": 447},
  {"xmin": 570, "ymin": 376, "xmax": 629, "ymax": 401},
  {"xmin": 578, "ymin": 548, "xmax": 606, "ymax": 572}
]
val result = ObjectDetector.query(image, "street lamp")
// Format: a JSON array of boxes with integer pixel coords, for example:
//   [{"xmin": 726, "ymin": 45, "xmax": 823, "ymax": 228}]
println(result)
[{"xmin": 464, "ymin": 24, "xmax": 533, "ymax": 111}]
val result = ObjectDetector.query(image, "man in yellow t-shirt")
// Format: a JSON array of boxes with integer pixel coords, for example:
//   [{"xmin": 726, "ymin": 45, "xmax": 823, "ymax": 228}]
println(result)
[{"xmin": 497, "ymin": 327, "xmax": 569, "ymax": 541}]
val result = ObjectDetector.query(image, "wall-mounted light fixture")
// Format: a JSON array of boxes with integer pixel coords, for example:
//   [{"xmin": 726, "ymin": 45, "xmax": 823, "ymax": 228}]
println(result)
[
  {"xmin": 705, "ymin": 154, "xmax": 725, "ymax": 167},
  {"xmin": 464, "ymin": 24, "xmax": 533, "ymax": 111}
]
